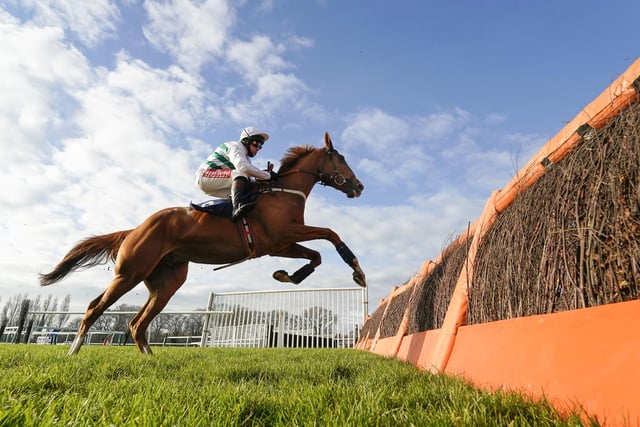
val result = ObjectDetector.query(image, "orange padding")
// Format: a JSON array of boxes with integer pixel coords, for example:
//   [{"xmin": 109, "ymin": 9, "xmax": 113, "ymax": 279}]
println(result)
[{"xmin": 445, "ymin": 299, "xmax": 640, "ymax": 426}]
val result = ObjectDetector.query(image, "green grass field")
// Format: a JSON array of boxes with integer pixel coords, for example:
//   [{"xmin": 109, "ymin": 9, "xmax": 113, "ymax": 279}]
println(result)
[{"xmin": 0, "ymin": 345, "xmax": 595, "ymax": 426}]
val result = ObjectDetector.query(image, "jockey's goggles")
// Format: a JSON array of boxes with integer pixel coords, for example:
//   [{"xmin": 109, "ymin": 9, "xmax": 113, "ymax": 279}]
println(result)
[{"xmin": 249, "ymin": 137, "xmax": 265, "ymax": 148}]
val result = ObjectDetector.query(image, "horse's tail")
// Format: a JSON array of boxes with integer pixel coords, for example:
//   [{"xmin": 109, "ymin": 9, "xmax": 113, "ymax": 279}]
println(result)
[{"xmin": 39, "ymin": 230, "xmax": 133, "ymax": 286}]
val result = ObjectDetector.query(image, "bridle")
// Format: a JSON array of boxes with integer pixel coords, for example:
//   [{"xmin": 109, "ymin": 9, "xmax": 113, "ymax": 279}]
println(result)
[
  {"xmin": 277, "ymin": 148, "xmax": 360, "ymax": 193},
  {"xmin": 317, "ymin": 148, "xmax": 349, "ymax": 187}
]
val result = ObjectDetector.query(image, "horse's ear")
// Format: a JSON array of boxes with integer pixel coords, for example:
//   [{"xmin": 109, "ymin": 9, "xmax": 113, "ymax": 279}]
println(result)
[{"xmin": 324, "ymin": 132, "xmax": 334, "ymax": 151}]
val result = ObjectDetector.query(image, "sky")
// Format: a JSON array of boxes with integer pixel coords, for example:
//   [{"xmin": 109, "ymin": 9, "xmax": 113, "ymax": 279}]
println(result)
[{"xmin": 2, "ymin": 0, "xmax": 639, "ymax": 317}]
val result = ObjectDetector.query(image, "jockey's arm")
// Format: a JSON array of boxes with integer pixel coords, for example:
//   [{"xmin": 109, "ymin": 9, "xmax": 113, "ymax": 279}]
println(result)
[{"xmin": 228, "ymin": 143, "xmax": 271, "ymax": 180}]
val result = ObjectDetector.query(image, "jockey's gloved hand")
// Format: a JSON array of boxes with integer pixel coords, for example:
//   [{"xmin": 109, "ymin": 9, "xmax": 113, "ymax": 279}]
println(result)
[{"xmin": 269, "ymin": 171, "xmax": 278, "ymax": 181}]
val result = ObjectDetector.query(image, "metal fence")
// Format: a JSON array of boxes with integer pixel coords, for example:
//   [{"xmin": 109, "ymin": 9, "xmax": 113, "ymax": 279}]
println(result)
[
  {"xmin": 3, "ymin": 290, "xmax": 368, "ymax": 350},
  {"xmin": 202, "ymin": 287, "xmax": 368, "ymax": 349},
  {"xmin": 3, "ymin": 310, "xmax": 230, "ymax": 346}
]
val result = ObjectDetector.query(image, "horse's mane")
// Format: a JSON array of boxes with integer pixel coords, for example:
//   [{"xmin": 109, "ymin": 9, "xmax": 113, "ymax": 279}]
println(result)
[{"xmin": 278, "ymin": 145, "xmax": 317, "ymax": 173}]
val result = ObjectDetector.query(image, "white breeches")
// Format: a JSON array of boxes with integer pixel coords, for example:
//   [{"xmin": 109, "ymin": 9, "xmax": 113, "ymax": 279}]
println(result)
[{"xmin": 194, "ymin": 167, "xmax": 246, "ymax": 198}]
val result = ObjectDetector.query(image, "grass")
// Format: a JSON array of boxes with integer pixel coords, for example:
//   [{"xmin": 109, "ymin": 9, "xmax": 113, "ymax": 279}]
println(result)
[{"xmin": 0, "ymin": 344, "xmax": 595, "ymax": 426}]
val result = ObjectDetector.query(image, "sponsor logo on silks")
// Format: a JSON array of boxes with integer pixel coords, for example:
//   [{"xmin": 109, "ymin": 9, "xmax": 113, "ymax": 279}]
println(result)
[{"xmin": 203, "ymin": 169, "xmax": 233, "ymax": 179}]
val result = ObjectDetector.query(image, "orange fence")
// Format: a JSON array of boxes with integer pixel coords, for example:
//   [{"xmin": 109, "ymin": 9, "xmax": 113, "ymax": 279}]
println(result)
[
  {"xmin": 357, "ymin": 57, "xmax": 640, "ymax": 425},
  {"xmin": 446, "ymin": 299, "xmax": 640, "ymax": 424}
]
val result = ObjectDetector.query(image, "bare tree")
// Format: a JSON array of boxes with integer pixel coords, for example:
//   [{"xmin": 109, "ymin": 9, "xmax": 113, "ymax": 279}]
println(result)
[
  {"xmin": 302, "ymin": 307, "xmax": 337, "ymax": 336},
  {"xmin": 92, "ymin": 314, "xmax": 115, "ymax": 331},
  {"xmin": 30, "ymin": 295, "xmax": 42, "ymax": 325},
  {"xmin": 38, "ymin": 294, "xmax": 53, "ymax": 327},
  {"xmin": 56, "ymin": 295, "xmax": 71, "ymax": 328},
  {"xmin": 148, "ymin": 314, "xmax": 166, "ymax": 343},
  {"xmin": 182, "ymin": 312, "xmax": 206, "ymax": 336},
  {"xmin": 2, "ymin": 293, "xmax": 28, "ymax": 325},
  {"xmin": 110, "ymin": 304, "xmax": 139, "ymax": 332},
  {"xmin": 162, "ymin": 314, "xmax": 183, "ymax": 336},
  {"xmin": 67, "ymin": 317, "xmax": 81, "ymax": 330}
]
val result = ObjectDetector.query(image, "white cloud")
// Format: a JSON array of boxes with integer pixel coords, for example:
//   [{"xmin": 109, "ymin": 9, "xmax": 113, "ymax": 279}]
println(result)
[
  {"xmin": 415, "ymin": 108, "xmax": 473, "ymax": 141},
  {"xmin": 14, "ymin": 0, "xmax": 120, "ymax": 47},
  {"xmin": 342, "ymin": 108, "xmax": 410, "ymax": 152},
  {"xmin": 338, "ymin": 107, "xmax": 543, "ymax": 199},
  {"xmin": 288, "ymin": 35, "xmax": 314, "ymax": 50},
  {"xmin": 143, "ymin": 0, "xmax": 234, "ymax": 71},
  {"xmin": 59, "ymin": 79, "xmax": 202, "ymax": 209},
  {"xmin": 141, "ymin": 0, "xmax": 316, "ymax": 125},
  {"xmin": 484, "ymin": 112, "xmax": 507, "ymax": 125},
  {"xmin": 255, "ymin": 72, "xmax": 308, "ymax": 106},
  {"xmin": 227, "ymin": 35, "xmax": 290, "ymax": 80},
  {"xmin": 106, "ymin": 52, "xmax": 212, "ymax": 133},
  {"xmin": 341, "ymin": 109, "xmax": 434, "ymax": 186},
  {"xmin": 0, "ymin": 19, "xmax": 92, "ymax": 202},
  {"xmin": 225, "ymin": 73, "xmax": 310, "ymax": 124}
]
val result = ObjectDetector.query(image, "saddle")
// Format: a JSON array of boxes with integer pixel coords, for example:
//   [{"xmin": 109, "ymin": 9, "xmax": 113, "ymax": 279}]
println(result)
[
  {"xmin": 189, "ymin": 199, "xmax": 233, "ymax": 217},
  {"xmin": 190, "ymin": 182, "xmax": 262, "ymax": 218}
]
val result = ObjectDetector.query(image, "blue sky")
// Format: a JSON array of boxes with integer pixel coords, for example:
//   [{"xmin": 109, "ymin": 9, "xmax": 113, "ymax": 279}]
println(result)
[{"xmin": 2, "ymin": 0, "xmax": 639, "ymax": 315}]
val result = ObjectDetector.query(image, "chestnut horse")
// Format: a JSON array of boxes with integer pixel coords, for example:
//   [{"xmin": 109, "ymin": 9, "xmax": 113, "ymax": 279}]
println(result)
[{"xmin": 40, "ymin": 132, "xmax": 365, "ymax": 355}]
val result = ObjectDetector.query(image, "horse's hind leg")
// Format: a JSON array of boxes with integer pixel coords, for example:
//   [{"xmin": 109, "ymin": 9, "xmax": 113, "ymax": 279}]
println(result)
[
  {"xmin": 129, "ymin": 261, "xmax": 189, "ymax": 354},
  {"xmin": 272, "ymin": 244, "xmax": 321, "ymax": 284},
  {"xmin": 280, "ymin": 224, "xmax": 367, "ymax": 287},
  {"xmin": 68, "ymin": 274, "xmax": 140, "ymax": 355}
]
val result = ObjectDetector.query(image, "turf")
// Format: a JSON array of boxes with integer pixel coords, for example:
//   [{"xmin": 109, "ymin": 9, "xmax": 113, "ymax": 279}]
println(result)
[{"xmin": 0, "ymin": 345, "xmax": 595, "ymax": 426}]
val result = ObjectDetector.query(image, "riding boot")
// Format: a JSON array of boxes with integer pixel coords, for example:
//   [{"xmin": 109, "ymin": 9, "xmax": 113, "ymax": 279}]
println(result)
[{"xmin": 231, "ymin": 176, "xmax": 256, "ymax": 221}]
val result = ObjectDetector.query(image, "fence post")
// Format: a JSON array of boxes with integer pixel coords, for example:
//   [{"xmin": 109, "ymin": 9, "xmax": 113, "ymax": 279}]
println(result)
[
  {"xmin": 361, "ymin": 287, "xmax": 369, "ymax": 327},
  {"xmin": 200, "ymin": 292, "xmax": 215, "ymax": 348},
  {"xmin": 277, "ymin": 310, "xmax": 285, "ymax": 348}
]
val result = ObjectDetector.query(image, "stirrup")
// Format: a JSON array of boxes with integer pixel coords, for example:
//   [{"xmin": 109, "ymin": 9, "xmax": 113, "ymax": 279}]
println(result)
[{"xmin": 231, "ymin": 201, "xmax": 255, "ymax": 221}]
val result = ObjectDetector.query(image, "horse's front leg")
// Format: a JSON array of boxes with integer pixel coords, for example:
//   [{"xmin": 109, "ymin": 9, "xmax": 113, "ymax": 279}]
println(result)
[
  {"xmin": 280, "ymin": 224, "xmax": 367, "ymax": 288},
  {"xmin": 335, "ymin": 242, "xmax": 366, "ymax": 288},
  {"xmin": 272, "ymin": 243, "xmax": 321, "ymax": 285}
]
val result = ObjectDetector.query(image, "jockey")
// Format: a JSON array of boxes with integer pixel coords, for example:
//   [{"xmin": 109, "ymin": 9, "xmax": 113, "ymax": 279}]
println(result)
[{"xmin": 194, "ymin": 127, "xmax": 275, "ymax": 220}]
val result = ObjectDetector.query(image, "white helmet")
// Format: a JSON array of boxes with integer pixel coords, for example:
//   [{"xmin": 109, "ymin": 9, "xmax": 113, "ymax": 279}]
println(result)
[{"xmin": 239, "ymin": 127, "xmax": 269, "ymax": 143}]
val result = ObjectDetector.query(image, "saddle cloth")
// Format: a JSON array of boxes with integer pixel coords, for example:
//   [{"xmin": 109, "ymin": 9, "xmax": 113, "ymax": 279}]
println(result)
[{"xmin": 189, "ymin": 199, "xmax": 232, "ymax": 218}]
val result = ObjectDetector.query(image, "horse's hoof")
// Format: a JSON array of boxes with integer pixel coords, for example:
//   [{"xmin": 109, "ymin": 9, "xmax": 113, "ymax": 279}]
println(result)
[
  {"xmin": 353, "ymin": 271, "xmax": 366, "ymax": 288},
  {"xmin": 273, "ymin": 270, "xmax": 290, "ymax": 282}
]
